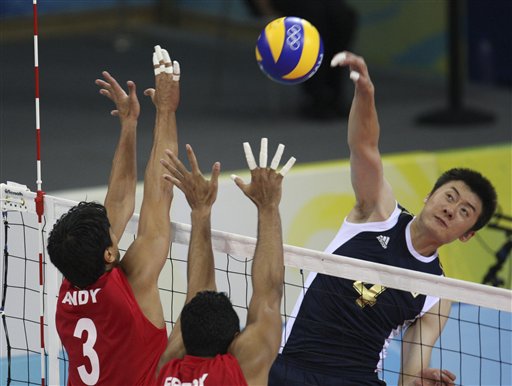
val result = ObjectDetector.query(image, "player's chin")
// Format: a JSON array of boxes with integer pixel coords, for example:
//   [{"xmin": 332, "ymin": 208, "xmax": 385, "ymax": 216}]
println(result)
[{"xmin": 428, "ymin": 217, "xmax": 454, "ymax": 243}]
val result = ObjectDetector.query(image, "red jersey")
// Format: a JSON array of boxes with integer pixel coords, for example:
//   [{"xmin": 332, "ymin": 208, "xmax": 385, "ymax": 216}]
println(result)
[
  {"xmin": 157, "ymin": 354, "xmax": 248, "ymax": 386},
  {"xmin": 56, "ymin": 267, "xmax": 167, "ymax": 385}
]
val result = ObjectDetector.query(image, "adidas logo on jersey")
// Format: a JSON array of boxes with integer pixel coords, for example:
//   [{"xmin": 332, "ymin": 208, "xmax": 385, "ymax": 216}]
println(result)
[{"xmin": 376, "ymin": 235, "xmax": 390, "ymax": 249}]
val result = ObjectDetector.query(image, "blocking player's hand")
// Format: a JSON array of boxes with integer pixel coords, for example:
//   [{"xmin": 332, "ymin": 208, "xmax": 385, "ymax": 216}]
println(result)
[
  {"xmin": 95, "ymin": 71, "xmax": 140, "ymax": 122},
  {"xmin": 231, "ymin": 138, "xmax": 296, "ymax": 209},
  {"xmin": 144, "ymin": 45, "xmax": 180, "ymax": 113},
  {"xmin": 161, "ymin": 144, "xmax": 220, "ymax": 211}
]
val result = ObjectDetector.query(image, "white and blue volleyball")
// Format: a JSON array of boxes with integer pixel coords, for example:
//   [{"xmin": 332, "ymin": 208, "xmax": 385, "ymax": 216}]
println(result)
[{"xmin": 256, "ymin": 16, "xmax": 323, "ymax": 85}]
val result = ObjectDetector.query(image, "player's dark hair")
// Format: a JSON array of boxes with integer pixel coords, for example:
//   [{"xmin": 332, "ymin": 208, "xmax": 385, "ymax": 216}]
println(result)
[
  {"xmin": 47, "ymin": 201, "xmax": 111, "ymax": 288},
  {"xmin": 181, "ymin": 291, "xmax": 240, "ymax": 357},
  {"xmin": 430, "ymin": 168, "xmax": 497, "ymax": 231}
]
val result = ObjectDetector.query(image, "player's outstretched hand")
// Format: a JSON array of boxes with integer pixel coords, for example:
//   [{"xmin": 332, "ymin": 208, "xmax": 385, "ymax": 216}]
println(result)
[
  {"xmin": 413, "ymin": 368, "xmax": 456, "ymax": 386},
  {"xmin": 231, "ymin": 138, "xmax": 296, "ymax": 209},
  {"xmin": 144, "ymin": 45, "xmax": 180, "ymax": 113},
  {"xmin": 330, "ymin": 50, "xmax": 374, "ymax": 96},
  {"xmin": 95, "ymin": 71, "xmax": 140, "ymax": 121},
  {"xmin": 161, "ymin": 144, "xmax": 220, "ymax": 211}
]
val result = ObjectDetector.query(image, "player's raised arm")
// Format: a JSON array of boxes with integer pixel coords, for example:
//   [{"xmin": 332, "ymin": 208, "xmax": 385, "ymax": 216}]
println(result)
[
  {"xmin": 120, "ymin": 45, "xmax": 180, "ymax": 328},
  {"xmin": 331, "ymin": 51, "xmax": 394, "ymax": 221},
  {"xmin": 156, "ymin": 144, "xmax": 221, "ymax": 370},
  {"xmin": 230, "ymin": 138, "xmax": 295, "ymax": 385},
  {"xmin": 96, "ymin": 71, "xmax": 139, "ymax": 241}
]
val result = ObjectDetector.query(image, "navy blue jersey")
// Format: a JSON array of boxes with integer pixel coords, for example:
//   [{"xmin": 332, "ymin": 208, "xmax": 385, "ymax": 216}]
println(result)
[{"xmin": 278, "ymin": 204, "xmax": 443, "ymax": 377}]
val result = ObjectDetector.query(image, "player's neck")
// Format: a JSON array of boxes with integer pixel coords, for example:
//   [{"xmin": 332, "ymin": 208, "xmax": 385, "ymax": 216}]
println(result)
[{"xmin": 410, "ymin": 218, "xmax": 440, "ymax": 257}]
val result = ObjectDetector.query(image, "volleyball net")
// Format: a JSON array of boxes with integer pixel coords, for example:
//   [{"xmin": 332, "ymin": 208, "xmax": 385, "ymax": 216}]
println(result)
[{"xmin": 1, "ymin": 181, "xmax": 511, "ymax": 385}]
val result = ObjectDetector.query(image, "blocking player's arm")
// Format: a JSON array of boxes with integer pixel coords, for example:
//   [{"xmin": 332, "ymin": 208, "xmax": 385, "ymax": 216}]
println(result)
[
  {"xmin": 121, "ymin": 47, "xmax": 180, "ymax": 328},
  {"xmin": 229, "ymin": 139, "xmax": 295, "ymax": 385},
  {"xmin": 330, "ymin": 51, "xmax": 395, "ymax": 221},
  {"xmin": 157, "ymin": 145, "xmax": 220, "ymax": 368},
  {"xmin": 399, "ymin": 299, "xmax": 456, "ymax": 386},
  {"xmin": 95, "ymin": 71, "xmax": 139, "ymax": 241}
]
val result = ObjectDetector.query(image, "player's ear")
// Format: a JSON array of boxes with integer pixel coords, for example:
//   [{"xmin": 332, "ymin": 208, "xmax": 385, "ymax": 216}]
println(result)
[
  {"xmin": 423, "ymin": 193, "xmax": 430, "ymax": 203},
  {"xmin": 459, "ymin": 230, "xmax": 475, "ymax": 243},
  {"xmin": 104, "ymin": 247, "xmax": 116, "ymax": 264}
]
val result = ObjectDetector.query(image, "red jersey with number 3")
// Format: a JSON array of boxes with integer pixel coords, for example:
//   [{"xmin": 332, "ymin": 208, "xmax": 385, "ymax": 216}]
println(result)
[
  {"xmin": 56, "ymin": 267, "xmax": 167, "ymax": 385},
  {"xmin": 157, "ymin": 354, "xmax": 248, "ymax": 386}
]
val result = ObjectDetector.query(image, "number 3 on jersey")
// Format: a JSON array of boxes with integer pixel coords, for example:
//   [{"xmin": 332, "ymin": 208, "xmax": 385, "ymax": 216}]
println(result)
[{"xmin": 73, "ymin": 318, "xmax": 100, "ymax": 385}]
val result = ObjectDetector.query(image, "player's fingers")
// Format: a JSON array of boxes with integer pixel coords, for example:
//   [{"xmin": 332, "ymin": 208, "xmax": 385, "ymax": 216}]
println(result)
[
  {"xmin": 95, "ymin": 78, "xmax": 111, "ymax": 90},
  {"xmin": 102, "ymin": 71, "xmax": 126, "ymax": 96},
  {"xmin": 159, "ymin": 156, "xmax": 174, "ymax": 172},
  {"xmin": 270, "ymin": 144, "xmax": 285, "ymax": 170},
  {"xmin": 331, "ymin": 51, "xmax": 370, "ymax": 79},
  {"xmin": 143, "ymin": 88, "xmax": 155, "ymax": 98},
  {"xmin": 160, "ymin": 157, "xmax": 184, "ymax": 180},
  {"xmin": 243, "ymin": 142, "xmax": 257, "ymax": 170},
  {"xmin": 98, "ymin": 88, "xmax": 112, "ymax": 99},
  {"xmin": 259, "ymin": 137, "xmax": 268, "ymax": 168},
  {"xmin": 154, "ymin": 45, "xmax": 163, "ymax": 62},
  {"xmin": 110, "ymin": 110, "xmax": 119, "ymax": 117},
  {"xmin": 230, "ymin": 174, "xmax": 246, "ymax": 190},
  {"xmin": 126, "ymin": 80, "xmax": 136, "ymax": 92},
  {"xmin": 163, "ymin": 173, "xmax": 181, "ymax": 188},
  {"xmin": 440, "ymin": 370, "xmax": 456, "ymax": 385},
  {"xmin": 349, "ymin": 70, "xmax": 360, "ymax": 83},
  {"xmin": 172, "ymin": 60, "xmax": 181, "ymax": 81},
  {"xmin": 154, "ymin": 45, "xmax": 165, "ymax": 73},
  {"xmin": 101, "ymin": 71, "xmax": 116, "ymax": 86},
  {"xmin": 441, "ymin": 369, "xmax": 456, "ymax": 380},
  {"xmin": 185, "ymin": 144, "xmax": 201, "ymax": 174},
  {"xmin": 162, "ymin": 49, "xmax": 173, "ymax": 74},
  {"xmin": 331, "ymin": 53, "xmax": 359, "ymax": 83},
  {"xmin": 278, "ymin": 157, "xmax": 296, "ymax": 176},
  {"xmin": 153, "ymin": 52, "xmax": 163, "ymax": 76},
  {"xmin": 330, "ymin": 51, "xmax": 347, "ymax": 67},
  {"xmin": 126, "ymin": 81, "xmax": 137, "ymax": 100},
  {"xmin": 210, "ymin": 162, "xmax": 221, "ymax": 187},
  {"xmin": 165, "ymin": 149, "xmax": 189, "ymax": 176}
]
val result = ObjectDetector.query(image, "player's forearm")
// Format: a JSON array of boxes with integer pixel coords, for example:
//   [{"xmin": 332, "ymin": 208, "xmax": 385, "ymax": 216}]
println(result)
[
  {"xmin": 252, "ymin": 206, "xmax": 284, "ymax": 300},
  {"xmin": 397, "ymin": 374, "xmax": 414, "ymax": 386},
  {"xmin": 398, "ymin": 326, "xmax": 433, "ymax": 386},
  {"xmin": 186, "ymin": 208, "xmax": 216, "ymax": 301},
  {"xmin": 104, "ymin": 121, "xmax": 137, "ymax": 238},
  {"xmin": 143, "ymin": 112, "xmax": 176, "ymax": 202},
  {"xmin": 347, "ymin": 88, "xmax": 380, "ymax": 153},
  {"xmin": 137, "ymin": 112, "xmax": 176, "ymax": 240}
]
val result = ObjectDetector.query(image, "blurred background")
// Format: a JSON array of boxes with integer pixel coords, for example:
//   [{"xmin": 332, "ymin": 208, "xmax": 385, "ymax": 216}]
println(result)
[{"xmin": 1, "ymin": 0, "xmax": 511, "ymax": 286}]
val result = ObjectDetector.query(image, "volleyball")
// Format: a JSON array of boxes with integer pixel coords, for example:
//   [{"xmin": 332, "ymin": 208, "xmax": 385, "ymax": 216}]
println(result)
[{"xmin": 255, "ymin": 16, "xmax": 324, "ymax": 85}]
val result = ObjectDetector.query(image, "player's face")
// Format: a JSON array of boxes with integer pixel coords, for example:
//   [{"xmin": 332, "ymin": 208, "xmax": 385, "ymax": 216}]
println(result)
[{"xmin": 421, "ymin": 180, "xmax": 482, "ymax": 244}]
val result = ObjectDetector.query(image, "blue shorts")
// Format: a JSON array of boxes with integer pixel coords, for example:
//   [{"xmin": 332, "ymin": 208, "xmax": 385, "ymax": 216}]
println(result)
[{"xmin": 269, "ymin": 354, "xmax": 387, "ymax": 386}]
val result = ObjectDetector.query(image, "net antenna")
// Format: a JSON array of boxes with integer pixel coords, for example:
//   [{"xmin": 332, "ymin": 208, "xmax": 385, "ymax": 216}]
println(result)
[{"xmin": 33, "ymin": 1, "xmax": 47, "ymax": 385}]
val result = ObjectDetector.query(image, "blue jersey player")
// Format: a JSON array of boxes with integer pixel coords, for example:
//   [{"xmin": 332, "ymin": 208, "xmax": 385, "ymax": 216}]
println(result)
[{"xmin": 268, "ymin": 52, "xmax": 497, "ymax": 386}]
